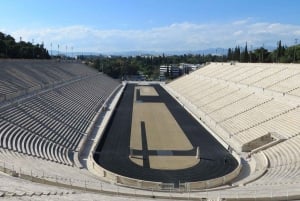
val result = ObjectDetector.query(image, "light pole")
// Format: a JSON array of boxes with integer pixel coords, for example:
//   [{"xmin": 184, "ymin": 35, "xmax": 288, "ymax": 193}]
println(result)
[
  {"xmin": 261, "ymin": 44, "xmax": 264, "ymax": 63},
  {"xmin": 50, "ymin": 43, "xmax": 52, "ymax": 57},
  {"xmin": 32, "ymin": 39, "xmax": 34, "ymax": 58},
  {"xmin": 294, "ymin": 38, "xmax": 298, "ymax": 63},
  {"xmin": 71, "ymin": 46, "xmax": 74, "ymax": 59},
  {"xmin": 250, "ymin": 45, "xmax": 253, "ymax": 63}
]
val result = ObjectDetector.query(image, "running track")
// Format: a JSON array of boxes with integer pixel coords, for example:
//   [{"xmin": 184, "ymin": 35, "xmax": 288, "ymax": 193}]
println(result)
[{"xmin": 94, "ymin": 84, "xmax": 238, "ymax": 185}]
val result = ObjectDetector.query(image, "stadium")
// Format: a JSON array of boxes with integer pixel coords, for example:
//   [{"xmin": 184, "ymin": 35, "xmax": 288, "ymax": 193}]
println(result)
[{"xmin": 1, "ymin": 59, "xmax": 300, "ymax": 201}]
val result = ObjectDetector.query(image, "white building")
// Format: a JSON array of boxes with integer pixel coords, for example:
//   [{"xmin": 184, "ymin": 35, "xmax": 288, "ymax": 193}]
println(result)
[{"xmin": 160, "ymin": 65, "xmax": 181, "ymax": 79}]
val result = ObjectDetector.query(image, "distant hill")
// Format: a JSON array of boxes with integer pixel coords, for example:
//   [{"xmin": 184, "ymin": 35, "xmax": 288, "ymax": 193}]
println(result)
[
  {"xmin": 70, "ymin": 47, "xmax": 278, "ymax": 57},
  {"xmin": 0, "ymin": 32, "xmax": 50, "ymax": 59}
]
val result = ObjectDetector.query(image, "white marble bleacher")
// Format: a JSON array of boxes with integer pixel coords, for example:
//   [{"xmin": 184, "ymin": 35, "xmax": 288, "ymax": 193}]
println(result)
[
  {"xmin": 42, "ymin": 91, "xmax": 93, "ymax": 121},
  {"xmin": 0, "ymin": 61, "xmax": 143, "ymax": 200},
  {"xmin": 289, "ymin": 87, "xmax": 300, "ymax": 97},
  {"xmin": 57, "ymin": 75, "xmax": 111, "ymax": 112},
  {"xmin": 197, "ymin": 85, "xmax": 239, "ymax": 108},
  {"xmin": 23, "ymin": 99, "xmax": 86, "ymax": 131},
  {"xmin": 239, "ymin": 65, "xmax": 286, "ymax": 86},
  {"xmin": 193, "ymin": 63, "xmax": 233, "ymax": 78},
  {"xmin": 269, "ymin": 73, "xmax": 300, "ymax": 93},
  {"xmin": 212, "ymin": 65, "xmax": 244, "ymax": 80},
  {"xmin": 209, "ymin": 93, "xmax": 272, "ymax": 123},
  {"xmin": 167, "ymin": 63, "xmax": 300, "ymax": 151},
  {"xmin": 222, "ymin": 65, "xmax": 261, "ymax": 82},
  {"xmin": 11, "ymin": 122, "xmax": 64, "ymax": 163},
  {"xmin": 0, "ymin": 146, "xmax": 188, "ymax": 201},
  {"xmin": 0, "ymin": 60, "xmax": 97, "ymax": 101},
  {"xmin": 254, "ymin": 68, "xmax": 300, "ymax": 89},
  {"xmin": 221, "ymin": 99, "xmax": 293, "ymax": 136},
  {"xmin": 0, "ymin": 147, "xmax": 144, "ymax": 198},
  {"xmin": 0, "ymin": 106, "xmax": 71, "ymax": 162},
  {"xmin": 177, "ymin": 76, "xmax": 223, "ymax": 105},
  {"xmin": 187, "ymin": 78, "xmax": 216, "ymax": 98},
  {"xmin": 193, "ymin": 63, "xmax": 265, "ymax": 83},
  {"xmin": 230, "ymin": 66, "xmax": 266, "ymax": 83},
  {"xmin": 239, "ymin": 106, "xmax": 300, "ymax": 143},
  {"xmin": 0, "ymin": 80, "xmax": 20, "ymax": 97},
  {"xmin": 0, "ymin": 71, "xmax": 120, "ymax": 167},
  {"xmin": 193, "ymin": 83, "xmax": 229, "ymax": 106},
  {"xmin": 0, "ymin": 171, "xmax": 75, "ymax": 198},
  {"xmin": 204, "ymin": 90, "xmax": 254, "ymax": 115},
  {"xmin": 168, "ymin": 75, "xmax": 201, "ymax": 98},
  {"xmin": 19, "ymin": 105, "xmax": 83, "ymax": 148},
  {"xmin": 250, "ymin": 67, "xmax": 290, "ymax": 89},
  {"xmin": 248, "ymin": 135, "xmax": 300, "ymax": 186}
]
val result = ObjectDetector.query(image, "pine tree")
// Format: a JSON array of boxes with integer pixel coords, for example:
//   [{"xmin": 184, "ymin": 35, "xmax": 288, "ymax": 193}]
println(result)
[
  {"xmin": 227, "ymin": 48, "xmax": 232, "ymax": 61},
  {"xmin": 243, "ymin": 42, "xmax": 249, "ymax": 62}
]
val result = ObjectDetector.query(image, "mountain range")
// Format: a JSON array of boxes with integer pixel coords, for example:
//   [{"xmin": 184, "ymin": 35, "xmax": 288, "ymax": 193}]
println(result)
[{"xmin": 50, "ymin": 46, "xmax": 276, "ymax": 57}]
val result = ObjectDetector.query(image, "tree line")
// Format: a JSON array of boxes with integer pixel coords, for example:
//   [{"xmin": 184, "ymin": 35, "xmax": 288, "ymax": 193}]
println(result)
[
  {"xmin": 0, "ymin": 32, "xmax": 50, "ymax": 59},
  {"xmin": 227, "ymin": 41, "xmax": 300, "ymax": 63},
  {"xmin": 80, "ymin": 54, "xmax": 217, "ymax": 79},
  {"xmin": 84, "ymin": 41, "xmax": 299, "ymax": 79}
]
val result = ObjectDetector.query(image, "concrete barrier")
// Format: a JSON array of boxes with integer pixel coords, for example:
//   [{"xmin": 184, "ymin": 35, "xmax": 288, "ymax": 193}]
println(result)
[
  {"xmin": 240, "ymin": 151, "xmax": 269, "ymax": 186},
  {"xmin": 74, "ymin": 83, "xmax": 123, "ymax": 168},
  {"xmin": 5, "ymin": 90, "xmax": 26, "ymax": 101},
  {"xmin": 91, "ymin": 156, "xmax": 164, "ymax": 190},
  {"xmin": 27, "ymin": 85, "xmax": 41, "ymax": 93},
  {"xmin": 185, "ymin": 151, "xmax": 242, "ymax": 190}
]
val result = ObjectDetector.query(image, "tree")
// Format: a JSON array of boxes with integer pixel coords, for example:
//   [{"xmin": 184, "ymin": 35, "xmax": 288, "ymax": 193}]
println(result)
[
  {"xmin": 241, "ymin": 42, "xmax": 249, "ymax": 62},
  {"xmin": 253, "ymin": 47, "xmax": 270, "ymax": 63},
  {"xmin": 232, "ymin": 46, "xmax": 241, "ymax": 61},
  {"xmin": 0, "ymin": 31, "xmax": 50, "ymax": 59},
  {"xmin": 227, "ymin": 48, "xmax": 233, "ymax": 61},
  {"xmin": 0, "ymin": 40, "xmax": 7, "ymax": 57},
  {"xmin": 274, "ymin": 40, "xmax": 286, "ymax": 62}
]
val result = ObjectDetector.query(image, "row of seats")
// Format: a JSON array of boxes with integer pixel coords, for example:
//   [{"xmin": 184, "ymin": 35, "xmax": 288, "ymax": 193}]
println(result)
[
  {"xmin": 0, "ymin": 147, "xmax": 156, "ymax": 199},
  {"xmin": 236, "ymin": 107, "xmax": 300, "ymax": 144},
  {"xmin": 0, "ymin": 170, "xmax": 75, "ymax": 198},
  {"xmin": 168, "ymin": 63, "xmax": 300, "ymax": 150},
  {"xmin": 192, "ymin": 63, "xmax": 300, "ymax": 95},
  {"xmin": 167, "ymin": 62, "xmax": 300, "ymax": 195},
  {"xmin": 0, "ymin": 60, "xmax": 96, "ymax": 98},
  {"xmin": 248, "ymin": 135, "xmax": 300, "ymax": 186},
  {"xmin": 0, "ymin": 71, "xmax": 120, "ymax": 165}
]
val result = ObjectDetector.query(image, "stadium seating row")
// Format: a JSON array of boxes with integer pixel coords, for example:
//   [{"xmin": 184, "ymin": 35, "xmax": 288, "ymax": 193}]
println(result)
[
  {"xmin": 249, "ymin": 135, "xmax": 300, "ymax": 186},
  {"xmin": 168, "ymin": 63, "xmax": 300, "ymax": 151},
  {"xmin": 0, "ymin": 60, "xmax": 96, "ymax": 101},
  {"xmin": 165, "ymin": 63, "xmax": 300, "ymax": 198},
  {"xmin": 192, "ymin": 63, "xmax": 300, "ymax": 95},
  {"xmin": 0, "ymin": 61, "xmax": 120, "ymax": 165}
]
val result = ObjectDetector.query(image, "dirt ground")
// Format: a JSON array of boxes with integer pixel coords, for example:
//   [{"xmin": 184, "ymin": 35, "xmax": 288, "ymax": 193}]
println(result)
[
  {"xmin": 136, "ymin": 85, "xmax": 159, "ymax": 96},
  {"xmin": 130, "ymin": 86, "xmax": 199, "ymax": 170}
]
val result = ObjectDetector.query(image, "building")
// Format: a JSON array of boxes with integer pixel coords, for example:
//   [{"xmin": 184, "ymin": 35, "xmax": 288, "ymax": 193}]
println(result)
[{"xmin": 159, "ymin": 65, "xmax": 181, "ymax": 80}]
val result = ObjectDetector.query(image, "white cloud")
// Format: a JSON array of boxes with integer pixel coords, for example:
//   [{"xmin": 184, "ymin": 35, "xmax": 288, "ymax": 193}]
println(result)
[
  {"xmin": 4, "ymin": 20, "xmax": 300, "ymax": 53},
  {"xmin": 233, "ymin": 30, "xmax": 243, "ymax": 36},
  {"xmin": 232, "ymin": 19, "xmax": 251, "ymax": 25}
]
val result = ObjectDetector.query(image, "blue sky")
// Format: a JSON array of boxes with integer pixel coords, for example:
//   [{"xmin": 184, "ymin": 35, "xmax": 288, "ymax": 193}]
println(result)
[{"xmin": 1, "ymin": 0, "xmax": 300, "ymax": 53}]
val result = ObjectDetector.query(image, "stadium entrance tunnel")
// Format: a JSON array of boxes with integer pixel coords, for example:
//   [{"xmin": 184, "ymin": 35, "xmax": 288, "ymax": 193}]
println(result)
[{"xmin": 94, "ymin": 84, "xmax": 239, "ymax": 189}]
